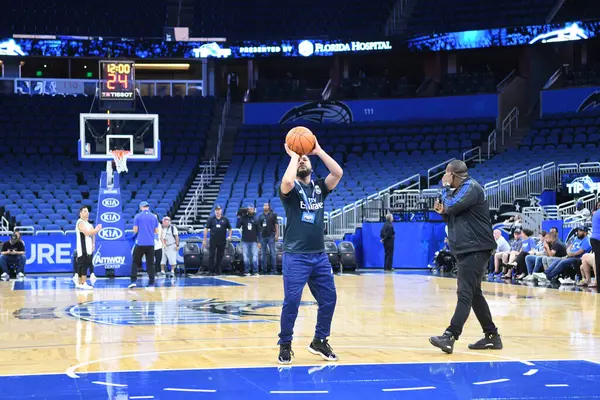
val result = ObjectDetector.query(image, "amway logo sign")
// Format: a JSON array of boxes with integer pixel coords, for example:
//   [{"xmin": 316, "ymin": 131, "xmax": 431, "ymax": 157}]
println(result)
[
  {"xmin": 98, "ymin": 227, "xmax": 123, "ymax": 240},
  {"xmin": 100, "ymin": 212, "xmax": 121, "ymax": 223},
  {"xmin": 102, "ymin": 198, "xmax": 120, "ymax": 208},
  {"xmin": 93, "ymin": 246, "xmax": 126, "ymax": 268}
]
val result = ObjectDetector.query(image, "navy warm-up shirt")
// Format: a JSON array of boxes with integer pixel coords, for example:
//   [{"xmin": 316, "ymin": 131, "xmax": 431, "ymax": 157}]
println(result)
[{"xmin": 279, "ymin": 178, "xmax": 330, "ymax": 254}]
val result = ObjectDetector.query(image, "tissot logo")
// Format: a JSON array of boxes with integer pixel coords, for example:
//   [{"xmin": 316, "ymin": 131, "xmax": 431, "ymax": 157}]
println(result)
[
  {"xmin": 102, "ymin": 198, "xmax": 119, "ymax": 208},
  {"xmin": 97, "ymin": 227, "xmax": 123, "ymax": 240},
  {"xmin": 100, "ymin": 212, "xmax": 120, "ymax": 223}
]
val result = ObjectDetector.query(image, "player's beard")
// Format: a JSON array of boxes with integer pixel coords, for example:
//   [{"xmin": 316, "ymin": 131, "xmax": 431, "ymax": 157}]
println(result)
[{"xmin": 297, "ymin": 167, "xmax": 311, "ymax": 179}]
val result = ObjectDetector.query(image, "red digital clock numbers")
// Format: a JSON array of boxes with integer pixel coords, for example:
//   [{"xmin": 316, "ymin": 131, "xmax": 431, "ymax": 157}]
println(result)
[{"xmin": 100, "ymin": 61, "xmax": 135, "ymax": 100}]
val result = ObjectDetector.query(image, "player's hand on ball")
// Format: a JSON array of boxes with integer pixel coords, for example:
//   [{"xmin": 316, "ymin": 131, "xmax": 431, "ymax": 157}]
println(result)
[
  {"xmin": 308, "ymin": 137, "xmax": 323, "ymax": 156},
  {"xmin": 284, "ymin": 143, "xmax": 299, "ymax": 159}
]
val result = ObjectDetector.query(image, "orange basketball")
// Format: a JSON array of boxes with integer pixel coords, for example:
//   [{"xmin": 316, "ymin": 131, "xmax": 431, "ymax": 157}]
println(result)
[{"xmin": 285, "ymin": 126, "xmax": 316, "ymax": 155}]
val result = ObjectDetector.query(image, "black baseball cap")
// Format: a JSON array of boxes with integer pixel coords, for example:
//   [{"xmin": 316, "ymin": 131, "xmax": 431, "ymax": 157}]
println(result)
[{"xmin": 214, "ymin": 205, "xmax": 222, "ymax": 210}]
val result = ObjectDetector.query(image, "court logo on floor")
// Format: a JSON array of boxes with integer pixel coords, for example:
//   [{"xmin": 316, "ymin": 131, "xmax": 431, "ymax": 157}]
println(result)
[{"xmin": 50, "ymin": 298, "xmax": 317, "ymax": 326}]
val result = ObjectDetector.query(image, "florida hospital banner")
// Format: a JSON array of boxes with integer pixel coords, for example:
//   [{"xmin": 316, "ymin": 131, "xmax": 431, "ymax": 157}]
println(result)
[
  {"xmin": 541, "ymin": 86, "xmax": 600, "ymax": 116},
  {"xmin": 243, "ymin": 96, "xmax": 499, "ymax": 125},
  {"xmin": 0, "ymin": 233, "xmax": 199, "ymax": 274}
]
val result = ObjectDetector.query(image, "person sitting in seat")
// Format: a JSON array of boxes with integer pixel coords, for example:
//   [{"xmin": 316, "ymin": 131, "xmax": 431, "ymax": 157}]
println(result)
[
  {"xmin": 491, "ymin": 229, "xmax": 522, "ymax": 278},
  {"xmin": 0, "ymin": 233, "xmax": 26, "ymax": 280},
  {"xmin": 533, "ymin": 227, "xmax": 592, "ymax": 284},
  {"xmin": 577, "ymin": 252, "xmax": 596, "ymax": 287}
]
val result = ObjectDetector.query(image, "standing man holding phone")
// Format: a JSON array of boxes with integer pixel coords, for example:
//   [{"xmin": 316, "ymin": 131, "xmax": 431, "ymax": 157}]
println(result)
[{"xmin": 429, "ymin": 160, "xmax": 502, "ymax": 354}]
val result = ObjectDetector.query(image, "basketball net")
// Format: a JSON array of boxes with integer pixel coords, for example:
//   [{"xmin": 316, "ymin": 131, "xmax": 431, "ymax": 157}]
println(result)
[{"xmin": 109, "ymin": 150, "xmax": 130, "ymax": 173}]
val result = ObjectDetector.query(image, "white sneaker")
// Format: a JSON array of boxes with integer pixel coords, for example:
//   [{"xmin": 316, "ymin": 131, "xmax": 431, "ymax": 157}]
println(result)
[
  {"xmin": 533, "ymin": 272, "xmax": 547, "ymax": 281},
  {"xmin": 80, "ymin": 283, "xmax": 94, "ymax": 290},
  {"xmin": 72, "ymin": 274, "xmax": 79, "ymax": 284},
  {"xmin": 523, "ymin": 275, "xmax": 535, "ymax": 281},
  {"xmin": 89, "ymin": 273, "xmax": 97, "ymax": 283},
  {"xmin": 1, "ymin": 272, "xmax": 9, "ymax": 281},
  {"xmin": 17, "ymin": 272, "xmax": 25, "ymax": 279},
  {"xmin": 559, "ymin": 277, "xmax": 575, "ymax": 285},
  {"xmin": 128, "ymin": 282, "xmax": 137, "ymax": 289}
]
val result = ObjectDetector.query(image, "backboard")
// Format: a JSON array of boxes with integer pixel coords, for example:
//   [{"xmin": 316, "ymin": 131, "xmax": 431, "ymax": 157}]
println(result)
[{"xmin": 78, "ymin": 113, "xmax": 161, "ymax": 162}]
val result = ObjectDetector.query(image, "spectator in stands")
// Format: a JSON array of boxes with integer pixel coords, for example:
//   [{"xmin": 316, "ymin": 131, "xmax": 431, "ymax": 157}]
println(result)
[
  {"xmin": 237, "ymin": 204, "xmax": 261, "ymax": 276},
  {"xmin": 503, "ymin": 229, "xmax": 536, "ymax": 279},
  {"xmin": 591, "ymin": 205, "xmax": 600, "ymax": 293},
  {"xmin": 524, "ymin": 231, "xmax": 565, "ymax": 280},
  {"xmin": 380, "ymin": 213, "xmax": 395, "ymax": 271},
  {"xmin": 533, "ymin": 227, "xmax": 592, "ymax": 284},
  {"xmin": 491, "ymin": 230, "xmax": 522, "ymax": 277},
  {"xmin": 203, "ymin": 205, "xmax": 232, "ymax": 276},
  {"xmin": 577, "ymin": 252, "xmax": 596, "ymax": 287},
  {"xmin": 494, "ymin": 229, "xmax": 510, "ymax": 252},
  {"xmin": 514, "ymin": 230, "xmax": 545, "ymax": 280},
  {"xmin": 160, "ymin": 216, "xmax": 179, "ymax": 277},
  {"xmin": 0, "ymin": 233, "xmax": 26, "ymax": 281},
  {"xmin": 488, "ymin": 230, "xmax": 509, "ymax": 274},
  {"xmin": 258, "ymin": 203, "xmax": 278, "ymax": 274},
  {"xmin": 574, "ymin": 200, "xmax": 591, "ymax": 221}
]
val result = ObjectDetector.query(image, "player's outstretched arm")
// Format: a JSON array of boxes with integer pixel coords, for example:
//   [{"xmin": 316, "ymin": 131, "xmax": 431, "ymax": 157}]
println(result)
[
  {"xmin": 281, "ymin": 144, "xmax": 300, "ymax": 195},
  {"xmin": 310, "ymin": 139, "xmax": 343, "ymax": 191}
]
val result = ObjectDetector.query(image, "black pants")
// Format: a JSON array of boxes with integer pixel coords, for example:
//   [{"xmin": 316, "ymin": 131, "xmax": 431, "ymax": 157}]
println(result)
[
  {"xmin": 591, "ymin": 238, "xmax": 600, "ymax": 293},
  {"xmin": 132, "ymin": 245, "xmax": 155, "ymax": 283},
  {"xmin": 208, "ymin": 242, "xmax": 226, "ymax": 274},
  {"xmin": 447, "ymin": 250, "xmax": 498, "ymax": 339},
  {"xmin": 76, "ymin": 255, "xmax": 93, "ymax": 277},
  {"xmin": 383, "ymin": 241, "xmax": 394, "ymax": 270},
  {"xmin": 155, "ymin": 249, "xmax": 162, "ymax": 270}
]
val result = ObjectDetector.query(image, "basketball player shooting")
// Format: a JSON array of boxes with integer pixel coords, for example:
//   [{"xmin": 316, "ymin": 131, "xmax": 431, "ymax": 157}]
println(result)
[{"xmin": 277, "ymin": 131, "xmax": 343, "ymax": 365}]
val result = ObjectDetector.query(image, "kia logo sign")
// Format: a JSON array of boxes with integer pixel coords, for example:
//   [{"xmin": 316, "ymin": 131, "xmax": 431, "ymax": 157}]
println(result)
[
  {"xmin": 98, "ymin": 227, "xmax": 123, "ymax": 241},
  {"xmin": 102, "ymin": 198, "xmax": 120, "ymax": 208},
  {"xmin": 100, "ymin": 212, "xmax": 121, "ymax": 223}
]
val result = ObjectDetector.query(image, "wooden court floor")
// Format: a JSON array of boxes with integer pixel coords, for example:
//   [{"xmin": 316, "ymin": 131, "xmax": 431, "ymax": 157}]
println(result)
[{"xmin": 0, "ymin": 272, "xmax": 598, "ymax": 378}]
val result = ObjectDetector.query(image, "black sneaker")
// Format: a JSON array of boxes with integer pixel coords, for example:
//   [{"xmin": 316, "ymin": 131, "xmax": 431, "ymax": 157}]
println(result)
[
  {"xmin": 278, "ymin": 343, "xmax": 294, "ymax": 365},
  {"xmin": 429, "ymin": 331, "xmax": 456, "ymax": 354},
  {"xmin": 468, "ymin": 333, "xmax": 503, "ymax": 350},
  {"xmin": 308, "ymin": 338, "xmax": 338, "ymax": 361}
]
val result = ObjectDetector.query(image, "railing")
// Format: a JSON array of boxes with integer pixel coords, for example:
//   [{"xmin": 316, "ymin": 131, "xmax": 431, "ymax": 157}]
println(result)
[
  {"xmin": 1, "ymin": 216, "xmax": 9, "ymax": 232},
  {"xmin": 557, "ymin": 192, "xmax": 598, "ymax": 220},
  {"xmin": 543, "ymin": 66, "xmax": 564, "ymax": 89},
  {"xmin": 501, "ymin": 107, "xmax": 519, "ymax": 145},
  {"xmin": 427, "ymin": 158, "xmax": 455, "ymax": 188},
  {"xmin": 215, "ymin": 88, "xmax": 231, "ymax": 164},
  {"xmin": 487, "ymin": 129, "xmax": 497, "ymax": 158},
  {"xmin": 326, "ymin": 173, "xmax": 420, "ymax": 238},
  {"xmin": 178, "ymin": 159, "xmax": 216, "ymax": 227},
  {"xmin": 496, "ymin": 69, "xmax": 516, "ymax": 92},
  {"xmin": 322, "ymin": 79, "xmax": 334, "ymax": 100},
  {"xmin": 463, "ymin": 147, "xmax": 481, "ymax": 164},
  {"xmin": 521, "ymin": 207, "xmax": 545, "ymax": 234}
]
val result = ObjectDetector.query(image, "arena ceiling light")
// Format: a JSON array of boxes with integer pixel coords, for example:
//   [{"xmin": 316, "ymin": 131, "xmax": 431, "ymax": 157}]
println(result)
[{"xmin": 134, "ymin": 63, "xmax": 190, "ymax": 70}]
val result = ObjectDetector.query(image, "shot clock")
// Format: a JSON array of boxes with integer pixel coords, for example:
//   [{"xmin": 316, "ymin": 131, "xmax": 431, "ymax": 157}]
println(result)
[{"xmin": 99, "ymin": 61, "xmax": 135, "ymax": 100}]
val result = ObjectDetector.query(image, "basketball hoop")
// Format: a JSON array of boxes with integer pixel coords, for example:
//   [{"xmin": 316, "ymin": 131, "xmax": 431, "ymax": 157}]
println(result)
[{"xmin": 109, "ymin": 150, "xmax": 131, "ymax": 173}]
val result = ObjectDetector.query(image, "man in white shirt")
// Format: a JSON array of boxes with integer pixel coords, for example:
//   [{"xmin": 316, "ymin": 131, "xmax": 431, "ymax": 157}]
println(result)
[
  {"xmin": 161, "ymin": 216, "xmax": 179, "ymax": 277},
  {"xmin": 494, "ymin": 229, "xmax": 510, "ymax": 253}
]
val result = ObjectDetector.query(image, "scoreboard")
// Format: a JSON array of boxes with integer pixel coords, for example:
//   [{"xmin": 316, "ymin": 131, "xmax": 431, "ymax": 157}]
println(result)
[{"xmin": 99, "ymin": 61, "xmax": 135, "ymax": 101}]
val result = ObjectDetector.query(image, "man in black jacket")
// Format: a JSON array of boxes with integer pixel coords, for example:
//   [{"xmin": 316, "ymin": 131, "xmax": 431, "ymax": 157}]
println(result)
[
  {"xmin": 237, "ymin": 204, "xmax": 261, "ymax": 275},
  {"xmin": 380, "ymin": 213, "xmax": 395, "ymax": 270},
  {"xmin": 429, "ymin": 160, "xmax": 502, "ymax": 354}
]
